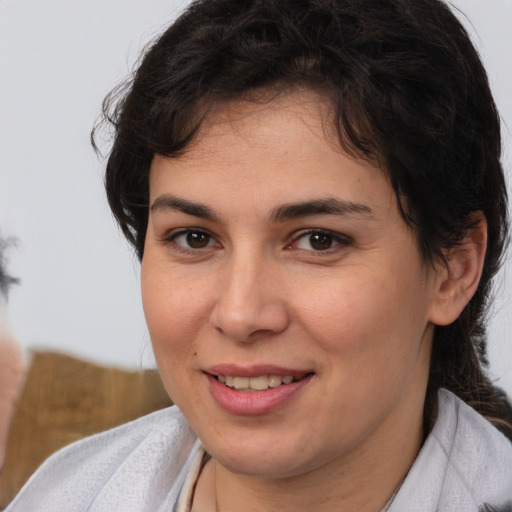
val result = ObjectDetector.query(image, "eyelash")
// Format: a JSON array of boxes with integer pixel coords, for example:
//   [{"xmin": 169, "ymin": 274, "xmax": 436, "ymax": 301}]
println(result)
[
  {"xmin": 163, "ymin": 229, "xmax": 219, "ymax": 253},
  {"xmin": 163, "ymin": 228, "xmax": 351, "ymax": 254},
  {"xmin": 287, "ymin": 229, "xmax": 352, "ymax": 253}
]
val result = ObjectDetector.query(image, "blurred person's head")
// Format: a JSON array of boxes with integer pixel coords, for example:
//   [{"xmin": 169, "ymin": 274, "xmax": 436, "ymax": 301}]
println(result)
[{"xmin": 0, "ymin": 234, "xmax": 25, "ymax": 470}]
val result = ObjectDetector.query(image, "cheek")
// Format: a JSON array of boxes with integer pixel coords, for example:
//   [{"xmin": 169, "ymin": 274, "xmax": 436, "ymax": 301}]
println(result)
[
  {"xmin": 142, "ymin": 258, "xmax": 208, "ymax": 337},
  {"xmin": 297, "ymin": 266, "xmax": 431, "ymax": 372},
  {"xmin": 141, "ymin": 268, "xmax": 203, "ymax": 382},
  {"xmin": 298, "ymin": 275, "xmax": 432, "ymax": 435}
]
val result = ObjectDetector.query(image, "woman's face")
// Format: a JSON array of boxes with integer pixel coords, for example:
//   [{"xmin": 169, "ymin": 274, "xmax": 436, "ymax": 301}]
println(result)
[{"xmin": 141, "ymin": 90, "xmax": 443, "ymax": 479}]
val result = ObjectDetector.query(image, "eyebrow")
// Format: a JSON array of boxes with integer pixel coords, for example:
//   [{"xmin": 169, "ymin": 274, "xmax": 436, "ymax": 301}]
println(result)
[
  {"xmin": 150, "ymin": 194, "xmax": 374, "ymax": 223},
  {"xmin": 269, "ymin": 198, "xmax": 374, "ymax": 223},
  {"xmin": 150, "ymin": 195, "xmax": 220, "ymax": 221}
]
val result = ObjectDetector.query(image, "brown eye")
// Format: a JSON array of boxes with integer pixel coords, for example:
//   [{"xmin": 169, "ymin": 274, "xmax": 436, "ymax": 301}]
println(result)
[
  {"xmin": 170, "ymin": 229, "xmax": 216, "ymax": 250},
  {"xmin": 186, "ymin": 231, "xmax": 211, "ymax": 248},
  {"xmin": 291, "ymin": 229, "xmax": 351, "ymax": 253},
  {"xmin": 308, "ymin": 233, "xmax": 333, "ymax": 251}
]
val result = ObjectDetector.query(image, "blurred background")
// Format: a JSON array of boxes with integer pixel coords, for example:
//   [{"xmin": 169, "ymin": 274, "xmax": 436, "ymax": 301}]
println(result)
[{"xmin": 1, "ymin": 0, "xmax": 511, "ymax": 390}]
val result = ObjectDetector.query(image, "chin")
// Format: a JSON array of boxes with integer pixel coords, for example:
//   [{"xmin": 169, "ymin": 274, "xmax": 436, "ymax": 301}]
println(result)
[
  {"xmin": 202, "ymin": 432, "xmax": 328, "ymax": 479},
  {"xmin": 215, "ymin": 452, "xmax": 306, "ymax": 479}
]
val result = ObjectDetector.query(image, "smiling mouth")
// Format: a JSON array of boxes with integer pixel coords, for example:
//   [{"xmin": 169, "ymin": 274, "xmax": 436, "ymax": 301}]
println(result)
[{"xmin": 215, "ymin": 374, "xmax": 309, "ymax": 392}]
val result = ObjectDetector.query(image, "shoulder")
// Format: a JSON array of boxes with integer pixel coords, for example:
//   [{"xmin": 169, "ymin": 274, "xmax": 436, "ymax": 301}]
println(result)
[
  {"xmin": 6, "ymin": 405, "xmax": 200, "ymax": 512},
  {"xmin": 390, "ymin": 389, "xmax": 512, "ymax": 512}
]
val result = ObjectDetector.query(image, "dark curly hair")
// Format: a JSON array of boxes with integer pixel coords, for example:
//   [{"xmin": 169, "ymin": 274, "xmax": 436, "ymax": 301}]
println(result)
[
  {"xmin": 0, "ymin": 235, "xmax": 17, "ymax": 299},
  {"xmin": 96, "ymin": 0, "xmax": 512, "ymax": 437}
]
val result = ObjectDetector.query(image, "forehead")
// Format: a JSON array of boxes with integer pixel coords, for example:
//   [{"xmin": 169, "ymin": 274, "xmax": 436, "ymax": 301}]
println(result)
[
  {"xmin": 148, "ymin": 89, "xmax": 394, "ymax": 218},
  {"xmin": 192, "ymin": 90, "xmax": 336, "ymax": 160}
]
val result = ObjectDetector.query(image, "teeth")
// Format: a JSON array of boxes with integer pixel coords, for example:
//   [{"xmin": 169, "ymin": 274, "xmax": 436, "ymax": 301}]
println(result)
[
  {"xmin": 268, "ymin": 375, "xmax": 282, "ymax": 388},
  {"xmin": 217, "ymin": 374, "xmax": 297, "ymax": 391},
  {"xmin": 233, "ymin": 377, "xmax": 250, "ymax": 390},
  {"xmin": 250, "ymin": 376, "xmax": 269, "ymax": 390}
]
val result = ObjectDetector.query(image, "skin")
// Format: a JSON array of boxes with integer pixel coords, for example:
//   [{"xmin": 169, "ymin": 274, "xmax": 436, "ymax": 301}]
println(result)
[
  {"xmin": 141, "ymin": 90, "xmax": 467, "ymax": 511},
  {"xmin": 0, "ymin": 332, "xmax": 26, "ymax": 470}
]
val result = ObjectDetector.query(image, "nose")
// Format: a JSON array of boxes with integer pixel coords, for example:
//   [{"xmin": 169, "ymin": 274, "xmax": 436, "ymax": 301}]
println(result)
[{"xmin": 209, "ymin": 254, "xmax": 290, "ymax": 343}]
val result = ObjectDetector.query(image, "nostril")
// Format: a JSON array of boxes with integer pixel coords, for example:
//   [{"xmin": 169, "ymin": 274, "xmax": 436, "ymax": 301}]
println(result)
[{"xmin": 210, "ymin": 300, "xmax": 290, "ymax": 342}]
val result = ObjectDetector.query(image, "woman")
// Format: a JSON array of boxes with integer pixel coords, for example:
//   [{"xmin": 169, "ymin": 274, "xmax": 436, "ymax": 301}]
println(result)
[{"xmin": 7, "ymin": 0, "xmax": 512, "ymax": 510}]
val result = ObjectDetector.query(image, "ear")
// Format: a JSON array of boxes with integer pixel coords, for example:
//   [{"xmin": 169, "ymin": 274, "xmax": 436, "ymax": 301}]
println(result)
[{"xmin": 428, "ymin": 214, "xmax": 487, "ymax": 326}]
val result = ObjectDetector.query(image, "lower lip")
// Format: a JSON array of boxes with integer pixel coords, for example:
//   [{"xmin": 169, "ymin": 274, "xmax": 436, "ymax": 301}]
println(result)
[{"xmin": 207, "ymin": 374, "xmax": 313, "ymax": 415}]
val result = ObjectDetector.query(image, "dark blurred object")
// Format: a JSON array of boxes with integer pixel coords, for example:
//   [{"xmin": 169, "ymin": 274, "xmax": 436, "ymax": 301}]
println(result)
[
  {"xmin": 0, "ymin": 350, "xmax": 172, "ymax": 508},
  {"xmin": 0, "ymin": 236, "xmax": 18, "ymax": 299}
]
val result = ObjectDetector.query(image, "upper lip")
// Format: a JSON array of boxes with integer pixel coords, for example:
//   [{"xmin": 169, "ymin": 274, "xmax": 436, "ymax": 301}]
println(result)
[{"xmin": 204, "ymin": 364, "xmax": 313, "ymax": 378}]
